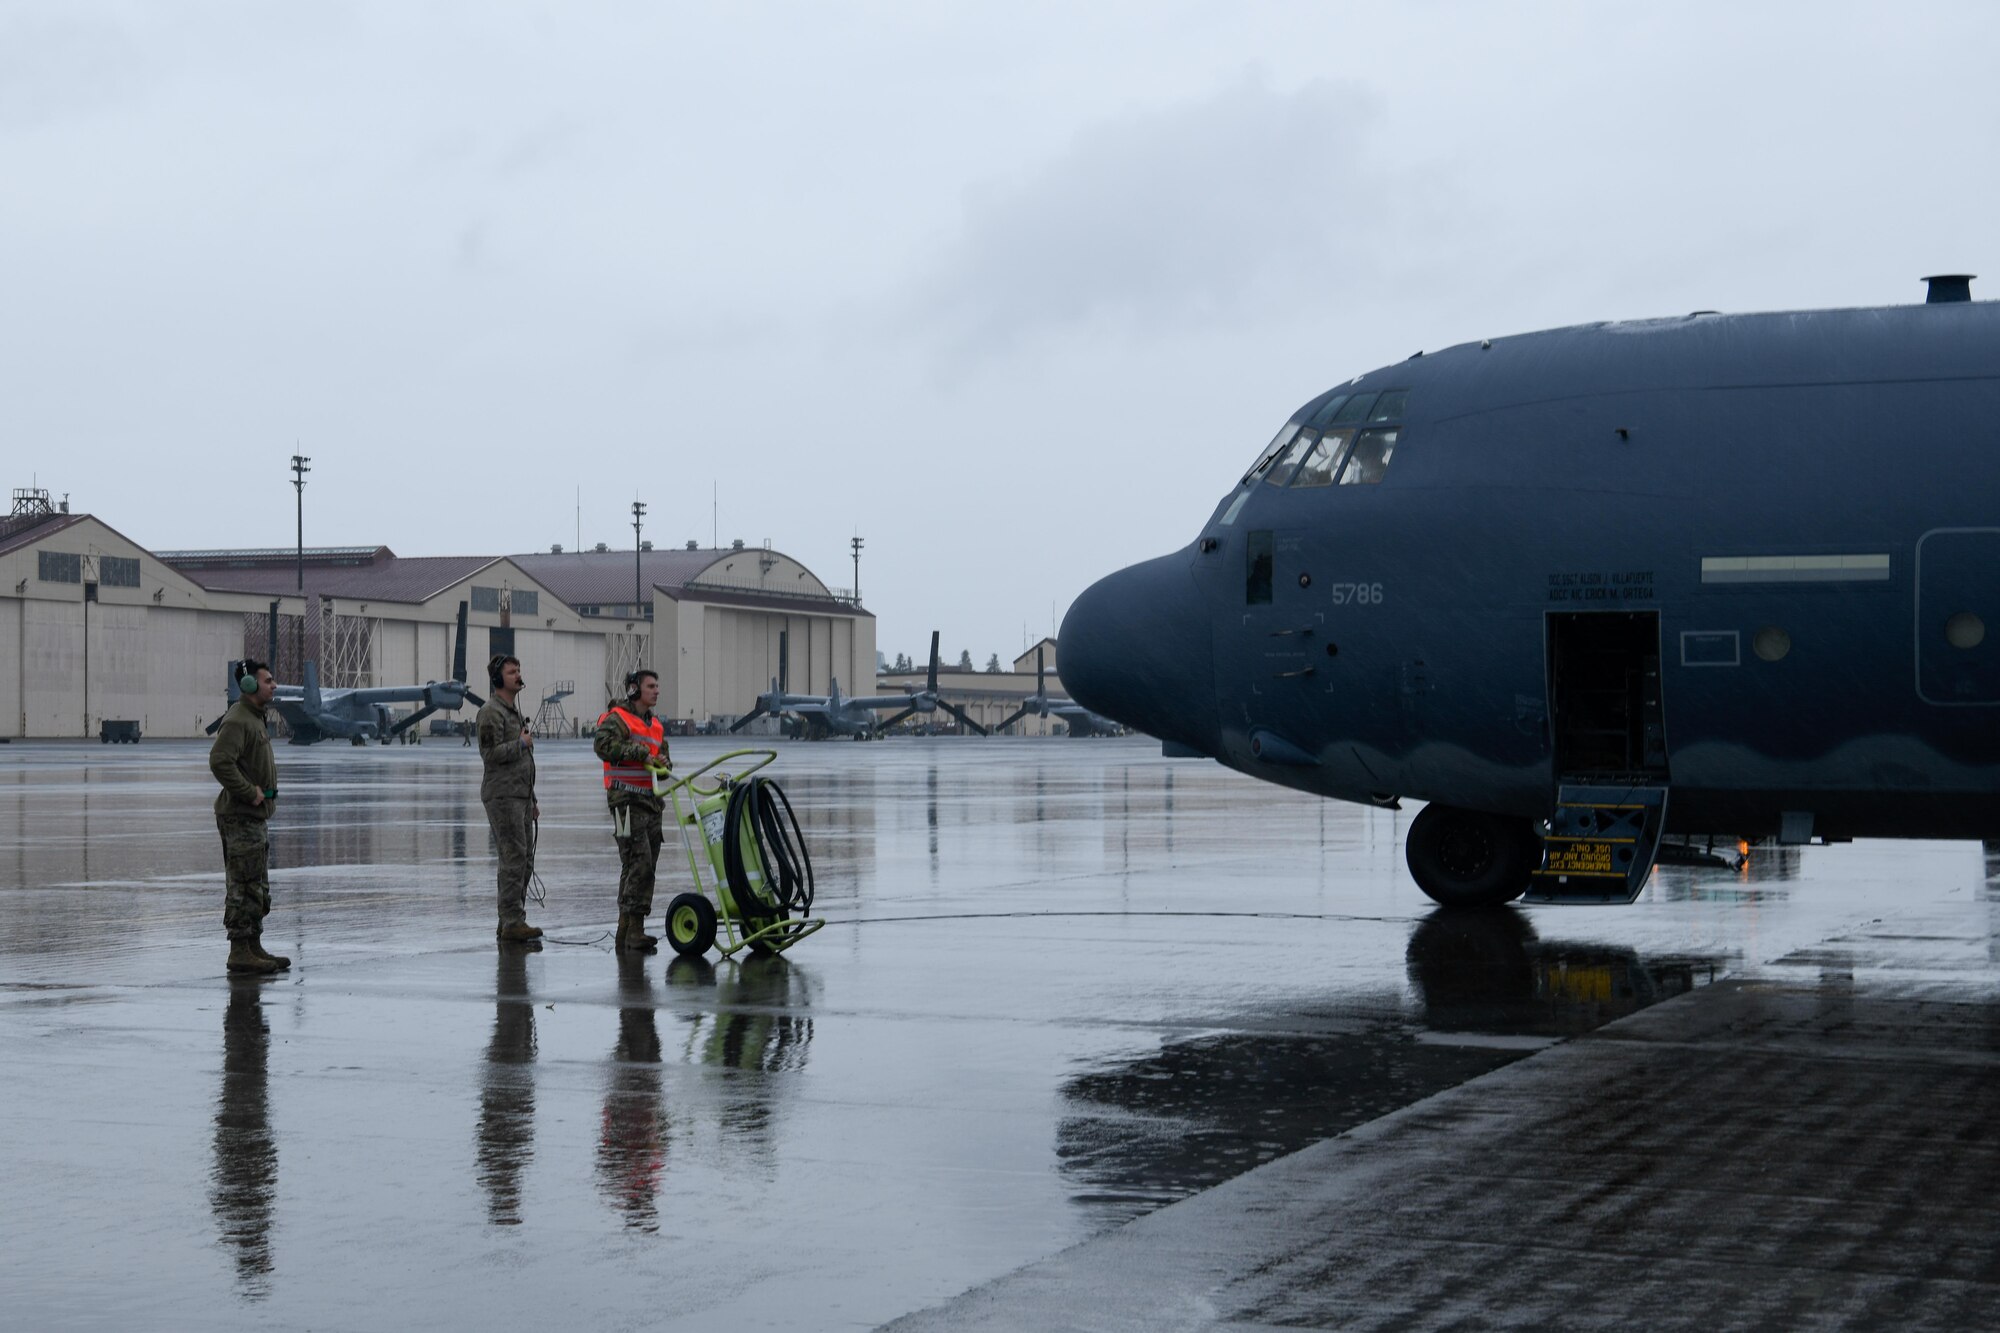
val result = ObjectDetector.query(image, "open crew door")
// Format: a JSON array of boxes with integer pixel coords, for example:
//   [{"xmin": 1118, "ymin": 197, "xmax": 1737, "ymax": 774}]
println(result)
[{"xmin": 1527, "ymin": 611, "xmax": 1670, "ymax": 905}]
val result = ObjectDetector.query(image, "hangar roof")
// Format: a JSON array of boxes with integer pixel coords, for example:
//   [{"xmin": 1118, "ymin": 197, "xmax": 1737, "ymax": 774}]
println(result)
[
  {"xmin": 161, "ymin": 547, "xmax": 502, "ymax": 604},
  {"xmin": 509, "ymin": 548, "xmax": 725, "ymax": 605},
  {"xmin": 510, "ymin": 547, "xmax": 873, "ymax": 618},
  {"xmin": 0, "ymin": 511, "xmax": 87, "ymax": 558},
  {"xmin": 153, "ymin": 542, "xmax": 870, "ymax": 619}
]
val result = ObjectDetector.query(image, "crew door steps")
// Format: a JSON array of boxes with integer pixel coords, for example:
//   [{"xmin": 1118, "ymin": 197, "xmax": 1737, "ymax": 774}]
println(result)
[{"xmin": 1525, "ymin": 782, "xmax": 1669, "ymax": 905}]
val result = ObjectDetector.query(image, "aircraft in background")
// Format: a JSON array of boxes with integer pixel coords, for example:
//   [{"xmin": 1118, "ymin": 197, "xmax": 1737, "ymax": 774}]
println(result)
[
  {"xmin": 210, "ymin": 601, "xmax": 485, "ymax": 745},
  {"xmin": 731, "ymin": 630, "xmax": 988, "ymax": 739},
  {"xmin": 993, "ymin": 644, "xmax": 1122, "ymax": 737},
  {"xmin": 1060, "ymin": 276, "xmax": 2000, "ymax": 909}
]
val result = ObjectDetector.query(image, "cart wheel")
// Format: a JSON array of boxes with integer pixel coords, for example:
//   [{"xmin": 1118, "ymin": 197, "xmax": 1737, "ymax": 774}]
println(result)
[{"xmin": 665, "ymin": 892, "xmax": 717, "ymax": 957}]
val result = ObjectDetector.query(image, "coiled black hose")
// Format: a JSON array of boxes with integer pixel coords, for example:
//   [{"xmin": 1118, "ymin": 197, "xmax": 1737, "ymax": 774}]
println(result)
[{"xmin": 722, "ymin": 777, "xmax": 814, "ymax": 919}]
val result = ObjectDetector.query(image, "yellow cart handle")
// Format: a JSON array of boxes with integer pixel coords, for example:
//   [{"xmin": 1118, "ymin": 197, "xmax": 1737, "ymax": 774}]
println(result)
[{"xmin": 651, "ymin": 747, "xmax": 776, "ymax": 799}]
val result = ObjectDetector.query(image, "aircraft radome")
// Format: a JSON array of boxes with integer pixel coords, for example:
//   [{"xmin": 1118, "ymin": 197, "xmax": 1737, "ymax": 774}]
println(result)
[{"xmin": 1060, "ymin": 276, "xmax": 1999, "ymax": 909}]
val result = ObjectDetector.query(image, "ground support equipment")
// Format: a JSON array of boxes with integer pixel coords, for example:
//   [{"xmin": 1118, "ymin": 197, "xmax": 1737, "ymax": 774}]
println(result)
[{"xmin": 655, "ymin": 749, "xmax": 824, "ymax": 960}]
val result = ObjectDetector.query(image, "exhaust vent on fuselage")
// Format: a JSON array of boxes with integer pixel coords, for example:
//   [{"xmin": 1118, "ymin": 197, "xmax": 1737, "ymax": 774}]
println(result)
[{"xmin": 1923, "ymin": 274, "xmax": 1974, "ymax": 303}]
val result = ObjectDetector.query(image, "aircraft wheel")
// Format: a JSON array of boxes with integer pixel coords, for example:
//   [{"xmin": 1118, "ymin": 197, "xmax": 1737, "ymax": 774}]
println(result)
[
  {"xmin": 665, "ymin": 892, "xmax": 717, "ymax": 957},
  {"xmin": 1405, "ymin": 804, "xmax": 1538, "ymax": 909}
]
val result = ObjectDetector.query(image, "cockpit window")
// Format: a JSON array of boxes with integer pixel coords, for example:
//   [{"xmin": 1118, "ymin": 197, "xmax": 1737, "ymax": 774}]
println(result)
[
  {"xmin": 1237, "ymin": 390, "xmax": 1408, "ymax": 492},
  {"xmin": 1306, "ymin": 394, "xmax": 1349, "ymax": 429},
  {"xmin": 1288, "ymin": 429, "xmax": 1352, "ymax": 488},
  {"xmin": 1243, "ymin": 423, "xmax": 1301, "ymax": 485},
  {"xmin": 1262, "ymin": 429, "xmax": 1316, "ymax": 487},
  {"xmin": 1327, "ymin": 392, "xmax": 1378, "ymax": 426},
  {"xmin": 1338, "ymin": 427, "xmax": 1398, "ymax": 484}
]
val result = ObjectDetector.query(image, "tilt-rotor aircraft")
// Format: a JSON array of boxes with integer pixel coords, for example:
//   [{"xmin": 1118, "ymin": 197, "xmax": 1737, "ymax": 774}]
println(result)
[
  {"xmin": 1060, "ymin": 276, "xmax": 2000, "ymax": 909},
  {"xmin": 210, "ymin": 601, "xmax": 486, "ymax": 745},
  {"xmin": 731, "ymin": 630, "xmax": 988, "ymax": 739},
  {"xmin": 994, "ymin": 645, "xmax": 1123, "ymax": 737}
]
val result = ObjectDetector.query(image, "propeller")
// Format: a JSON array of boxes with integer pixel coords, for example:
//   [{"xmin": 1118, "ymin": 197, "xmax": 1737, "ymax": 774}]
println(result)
[
  {"xmin": 994, "ymin": 646, "xmax": 1047, "ymax": 733},
  {"xmin": 454, "ymin": 600, "xmax": 485, "ymax": 707},
  {"xmin": 884, "ymin": 631, "xmax": 988, "ymax": 736},
  {"xmin": 389, "ymin": 704, "xmax": 441, "ymax": 738}
]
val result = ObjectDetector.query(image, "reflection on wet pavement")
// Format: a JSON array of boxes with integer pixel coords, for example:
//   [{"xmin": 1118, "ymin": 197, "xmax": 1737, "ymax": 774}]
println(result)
[
  {"xmin": 477, "ymin": 944, "xmax": 537, "ymax": 1227},
  {"xmin": 211, "ymin": 977, "xmax": 277, "ymax": 1298},
  {"xmin": 598, "ymin": 953, "xmax": 667, "ymax": 1231},
  {"xmin": 1060, "ymin": 908, "xmax": 1720, "ymax": 1223},
  {"xmin": 3, "ymin": 739, "xmax": 1995, "ymax": 1330},
  {"xmin": 1406, "ymin": 907, "xmax": 1715, "ymax": 1037}
]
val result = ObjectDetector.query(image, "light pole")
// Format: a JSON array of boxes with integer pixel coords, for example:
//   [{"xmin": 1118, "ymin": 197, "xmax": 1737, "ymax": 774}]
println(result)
[
  {"xmin": 291, "ymin": 452, "xmax": 310, "ymax": 676},
  {"xmin": 632, "ymin": 500, "xmax": 647, "ymax": 617},
  {"xmin": 850, "ymin": 534, "xmax": 864, "ymax": 606}
]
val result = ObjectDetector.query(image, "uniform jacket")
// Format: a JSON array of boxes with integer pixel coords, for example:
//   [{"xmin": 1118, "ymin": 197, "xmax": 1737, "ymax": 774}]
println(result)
[
  {"xmin": 594, "ymin": 701, "xmax": 670, "ymax": 810},
  {"xmin": 209, "ymin": 698, "xmax": 278, "ymax": 820},
  {"xmin": 477, "ymin": 693, "xmax": 537, "ymax": 803}
]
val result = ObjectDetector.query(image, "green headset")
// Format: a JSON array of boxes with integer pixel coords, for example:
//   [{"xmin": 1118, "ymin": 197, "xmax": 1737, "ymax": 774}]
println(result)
[{"xmin": 237, "ymin": 662, "xmax": 261, "ymax": 695}]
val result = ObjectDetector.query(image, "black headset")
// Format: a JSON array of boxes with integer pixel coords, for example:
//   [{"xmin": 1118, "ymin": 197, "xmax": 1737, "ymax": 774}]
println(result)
[
  {"xmin": 626, "ymin": 668, "xmax": 654, "ymax": 696},
  {"xmin": 488, "ymin": 655, "xmax": 511, "ymax": 690}
]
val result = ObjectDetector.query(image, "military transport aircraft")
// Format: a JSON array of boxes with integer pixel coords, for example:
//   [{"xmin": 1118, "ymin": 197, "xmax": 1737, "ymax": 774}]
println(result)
[
  {"xmin": 993, "ymin": 645, "xmax": 1123, "ymax": 737},
  {"xmin": 731, "ymin": 630, "xmax": 988, "ymax": 739},
  {"xmin": 1059, "ymin": 276, "xmax": 2000, "ymax": 909},
  {"xmin": 210, "ymin": 601, "xmax": 485, "ymax": 744}
]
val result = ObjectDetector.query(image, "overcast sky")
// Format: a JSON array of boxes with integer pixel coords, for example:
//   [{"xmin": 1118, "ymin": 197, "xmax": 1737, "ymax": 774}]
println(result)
[{"xmin": 6, "ymin": 1, "xmax": 1997, "ymax": 666}]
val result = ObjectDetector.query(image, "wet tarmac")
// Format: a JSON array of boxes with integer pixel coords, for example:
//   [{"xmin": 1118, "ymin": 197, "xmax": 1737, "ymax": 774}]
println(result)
[{"xmin": 2, "ymin": 738, "xmax": 1995, "ymax": 1329}]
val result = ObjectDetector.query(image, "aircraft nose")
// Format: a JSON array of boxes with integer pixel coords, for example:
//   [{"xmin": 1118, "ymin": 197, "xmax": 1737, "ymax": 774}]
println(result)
[{"xmin": 1060, "ymin": 550, "xmax": 1216, "ymax": 754}]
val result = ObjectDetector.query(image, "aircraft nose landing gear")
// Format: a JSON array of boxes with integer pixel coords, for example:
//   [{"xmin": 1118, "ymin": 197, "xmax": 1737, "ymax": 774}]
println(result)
[{"xmin": 1405, "ymin": 803, "xmax": 1542, "ymax": 909}]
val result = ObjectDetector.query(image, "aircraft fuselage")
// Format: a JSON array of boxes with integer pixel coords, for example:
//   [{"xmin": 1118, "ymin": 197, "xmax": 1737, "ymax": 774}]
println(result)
[{"xmin": 1063, "ymin": 300, "xmax": 2000, "ymax": 842}]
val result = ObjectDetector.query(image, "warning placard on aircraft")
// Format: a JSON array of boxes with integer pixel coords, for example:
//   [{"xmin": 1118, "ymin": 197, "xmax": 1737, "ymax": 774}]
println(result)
[{"xmin": 1541, "ymin": 838, "xmax": 1624, "ymax": 877}]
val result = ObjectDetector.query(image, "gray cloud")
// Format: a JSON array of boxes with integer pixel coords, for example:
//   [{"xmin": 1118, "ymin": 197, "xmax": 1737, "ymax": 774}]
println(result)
[{"xmin": 909, "ymin": 73, "xmax": 1413, "ymax": 356}]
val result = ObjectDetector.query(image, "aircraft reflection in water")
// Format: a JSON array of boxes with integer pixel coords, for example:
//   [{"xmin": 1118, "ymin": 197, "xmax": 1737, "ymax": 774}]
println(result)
[
  {"xmin": 1057, "ymin": 913, "xmax": 1716, "ymax": 1227},
  {"xmin": 476, "ymin": 947, "xmax": 537, "ymax": 1227},
  {"xmin": 1062, "ymin": 279, "xmax": 2000, "ymax": 909},
  {"xmin": 1405, "ymin": 909, "xmax": 1715, "ymax": 1037},
  {"xmin": 212, "ymin": 978, "xmax": 277, "ymax": 1298},
  {"xmin": 598, "ymin": 955, "xmax": 668, "ymax": 1233}
]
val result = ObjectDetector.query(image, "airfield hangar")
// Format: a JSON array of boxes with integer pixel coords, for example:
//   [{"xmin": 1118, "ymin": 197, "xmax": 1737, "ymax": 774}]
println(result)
[{"xmin": 0, "ymin": 490, "xmax": 873, "ymax": 739}]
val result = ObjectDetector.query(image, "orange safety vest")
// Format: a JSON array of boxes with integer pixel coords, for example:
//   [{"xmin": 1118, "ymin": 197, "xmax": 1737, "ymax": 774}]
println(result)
[{"xmin": 600, "ymin": 705, "xmax": 666, "ymax": 791}]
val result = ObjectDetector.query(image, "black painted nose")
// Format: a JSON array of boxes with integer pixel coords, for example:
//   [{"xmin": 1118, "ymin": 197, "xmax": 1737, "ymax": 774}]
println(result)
[{"xmin": 1060, "ymin": 550, "xmax": 1217, "ymax": 755}]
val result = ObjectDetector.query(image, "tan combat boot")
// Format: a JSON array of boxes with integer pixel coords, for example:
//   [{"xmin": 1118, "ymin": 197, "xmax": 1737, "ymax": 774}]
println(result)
[
  {"xmin": 251, "ymin": 935, "xmax": 291, "ymax": 970},
  {"xmin": 617, "ymin": 914, "xmax": 657, "ymax": 951},
  {"xmin": 227, "ymin": 940, "xmax": 280, "ymax": 974},
  {"xmin": 497, "ymin": 921, "xmax": 544, "ymax": 942}
]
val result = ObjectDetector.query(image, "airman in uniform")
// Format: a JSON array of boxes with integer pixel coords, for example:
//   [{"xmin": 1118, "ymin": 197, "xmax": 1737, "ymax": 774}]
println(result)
[
  {"xmin": 208, "ymin": 659, "xmax": 289, "ymax": 974},
  {"xmin": 478, "ymin": 654, "xmax": 543, "ymax": 943},
  {"xmin": 594, "ymin": 669, "xmax": 670, "ymax": 952}
]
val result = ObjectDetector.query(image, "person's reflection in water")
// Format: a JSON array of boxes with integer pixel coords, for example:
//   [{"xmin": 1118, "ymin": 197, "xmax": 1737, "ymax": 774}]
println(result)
[
  {"xmin": 211, "ymin": 977, "xmax": 278, "ymax": 1298},
  {"xmin": 597, "ymin": 952, "xmax": 668, "ymax": 1231},
  {"xmin": 476, "ymin": 943, "xmax": 538, "ymax": 1225}
]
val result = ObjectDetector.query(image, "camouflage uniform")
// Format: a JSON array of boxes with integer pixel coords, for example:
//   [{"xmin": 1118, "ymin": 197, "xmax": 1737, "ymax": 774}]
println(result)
[
  {"xmin": 594, "ymin": 703, "xmax": 671, "ymax": 919},
  {"xmin": 478, "ymin": 692, "xmax": 537, "ymax": 929},
  {"xmin": 208, "ymin": 697, "xmax": 278, "ymax": 940}
]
